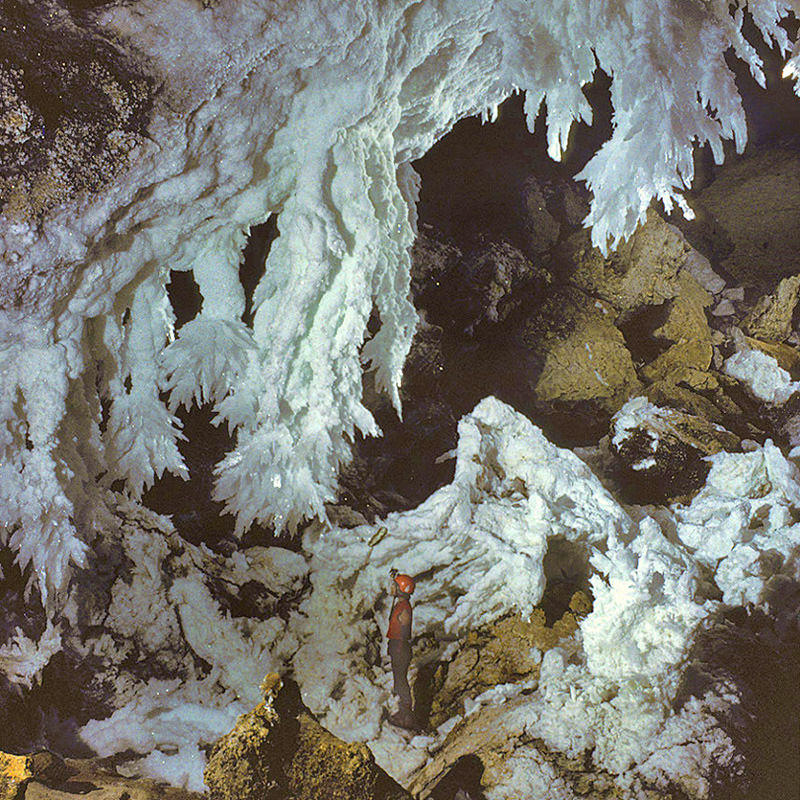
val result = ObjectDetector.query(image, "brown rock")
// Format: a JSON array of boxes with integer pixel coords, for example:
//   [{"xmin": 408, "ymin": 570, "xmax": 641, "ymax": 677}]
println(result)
[
  {"xmin": 204, "ymin": 674, "xmax": 410, "ymax": 800},
  {"xmin": 519, "ymin": 177, "xmax": 561, "ymax": 258},
  {"xmin": 449, "ymin": 240, "xmax": 552, "ymax": 334},
  {"xmin": 688, "ymin": 146, "xmax": 800, "ymax": 288},
  {"xmin": 429, "ymin": 596, "xmax": 590, "ymax": 728},
  {"xmin": 641, "ymin": 339, "xmax": 714, "ymax": 385},
  {"xmin": 409, "ymin": 232, "xmax": 461, "ymax": 305},
  {"xmin": 4, "ymin": 751, "xmax": 202, "ymax": 800},
  {"xmin": 515, "ymin": 287, "xmax": 641, "ymax": 437},
  {"xmin": 742, "ymin": 275, "xmax": 800, "ymax": 342},
  {"xmin": 557, "ymin": 209, "xmax": 690, "ymax": 323},
  {"xmin": 743, "ymin": 336, "xmax": 800, "ymax": 378},
  {"xmin": 639, "ymin": 272, "xmax": 714, "ymax": 382}
]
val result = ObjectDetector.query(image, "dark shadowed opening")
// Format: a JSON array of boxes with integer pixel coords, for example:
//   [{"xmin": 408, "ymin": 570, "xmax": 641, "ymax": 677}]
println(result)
[
  {"xmin": 241, "ymin": 215, "xmax": 279, "ymax": 327},
  {"xmin": 166, "ymin": 270, "xmax": 202, "ymax": 328}
]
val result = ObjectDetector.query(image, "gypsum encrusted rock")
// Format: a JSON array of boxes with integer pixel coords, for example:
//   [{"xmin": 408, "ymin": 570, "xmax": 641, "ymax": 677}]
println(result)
[
  {"xmin": 0, "ymin": 494, "xmax": 309, "ymax": 756},
  {"xmin": 204, "ymin": 673, "xmax": 412, "ymax": 800},
  {"xmin": 426, "ymin": 593, "xmax": 591, "ymax": 729},
  {"xmin": 610, "ymin": 398, "xmax": 742, "ymax": 503},
  {"xmin": 0, "ymin": 749, "xmax": 205, "ymax": 800}
]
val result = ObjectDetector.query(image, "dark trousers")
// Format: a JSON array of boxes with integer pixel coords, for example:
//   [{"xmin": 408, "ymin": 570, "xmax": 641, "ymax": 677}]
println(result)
[{"xmin": 388, "ymin": 639, "xmax": 413, "ymax": 714}]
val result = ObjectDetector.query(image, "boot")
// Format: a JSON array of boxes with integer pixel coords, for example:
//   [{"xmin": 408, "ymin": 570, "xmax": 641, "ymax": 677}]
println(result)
[{"xmin": 387, "ymin": 703, "xmax": 417, "ymax": 730}]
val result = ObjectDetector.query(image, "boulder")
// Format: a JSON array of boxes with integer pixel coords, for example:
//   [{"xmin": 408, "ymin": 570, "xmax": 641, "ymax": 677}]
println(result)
[
  {"xmin": 409, "ymin": 231, "xmax": 462, "ymax": 308},
  {"xmin": 742, "ymin": 274, "xmax": 800, "ymax": 342},
  {"xmin": 428, "ymin": 598, "xmax": 589, "ymax": 729},
  {"xmin": 1, "ymin": 751, "xmax": 201, "ymax": 800},
  {"xmin": 0, "ymin": 752, "xmax": 31, "ymax": 800},
  {"xmin": 610, "ymin": 397, "xmax": 741, "ymax": 502},
  {"xmin": 512, "ymin": 287, "xmax": 642, "ymax": 442},
  {"xmin": 639, "ymin": 272, "xmax": 714, "ymax": 383},
  {"xmin": 556, "ymin": 209, "xmax": 690, "ymax": 323},
  {"xmin": 644, "ymin": 369, "xmax": 740, "ymax": 427},
  {"xmin": 445, "ymin": 240, "xmax": 551, "ymax": 335},
  {"xmin": 204, "ymin": 674, "xmax": 411, "ymax": 800},
  {"xmin": 518, "ymin": 176, "xmax": 562, "ymax": 259},
  {"xmin": 679, "ymin": 246, "xmax": 726, "ymax": 295},
  {"xmin": 684, "ymin": 145, "xmax": 800, "ymax": 288}
]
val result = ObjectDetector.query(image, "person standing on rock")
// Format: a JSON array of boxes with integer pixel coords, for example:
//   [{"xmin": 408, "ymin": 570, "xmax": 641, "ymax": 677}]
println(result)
[{"xmin": 385, "ymin": 568, "xmax": 417, "ymax": 730}]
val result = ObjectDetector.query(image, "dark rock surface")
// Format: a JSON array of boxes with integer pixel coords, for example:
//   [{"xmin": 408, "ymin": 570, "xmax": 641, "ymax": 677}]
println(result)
[
  {"xmin": 333, "ymin": 321, "xmax": 458, "ymax": 525},
  {"xmin": 676, "ymin": 579, "xmax": 800, "ymax": 800},
  {"xmin": 678, "ymin": 142, "xmax": 800, "ymax": 289},
  {"xmin": 0, "ymin": 0, "xmax": 154, "ymax": 221},
  {"xmin": 610, "ymin": 401, "xmax": 742, "ymax": 503},
  {"xmin": 434, "ymin": 238, "xmax": 551, "ymax": 336}
]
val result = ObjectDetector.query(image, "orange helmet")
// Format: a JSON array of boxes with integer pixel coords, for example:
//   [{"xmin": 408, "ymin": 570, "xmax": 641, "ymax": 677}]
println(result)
[{"xmin": 393, "ymin": 573, "xmax": 416, "ymax": 594}]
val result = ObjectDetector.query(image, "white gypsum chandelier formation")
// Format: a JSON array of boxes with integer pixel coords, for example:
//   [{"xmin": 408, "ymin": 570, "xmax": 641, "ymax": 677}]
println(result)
[{"xmin": 1, "ymin": 0, "xmax": 799, "ymax": 606}]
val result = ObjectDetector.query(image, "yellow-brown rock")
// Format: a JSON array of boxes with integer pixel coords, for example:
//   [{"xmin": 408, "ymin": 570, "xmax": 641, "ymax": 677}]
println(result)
[
  {"xmin": 204, "ymin": 673, "xmax": 411, "ymax": 800},
  {"xmin": 557, "ymin": 209, "xmax": 689, "ymax": 321},
  {"xmin": 689, "ymin": 146, "xmax": 800, "ymax": 287},
  {"xmin": 0, "ymin": 752, "xmax": 32, "ymax": 800},
  {"xmin": 643, "ymin": 365, "xmax": 754, "ymax": 431},
  {"xmin": 517, "ymin": 287, "xmax": 642, "ymax": 433},
  {"xmin": 428, "ymin": 593, "xmax": 591, "ymax": 728},
  {"xmin": 285, "ymin": 715, "xmax": 382, "ymax": 800},
  {"xmin": 742, "ymin": 274, "xmax": 800, "ymax": 342},
  {"xmin": 744, "ymin": 336, "xmax": 800, "ymax": 378},
  {"xmin": 640, "ymin": 272, "xmax": 714, "ymax": 383},
  {"xmin": 1, "ymin": 751, "xmax": 200, "ymax": 800}
]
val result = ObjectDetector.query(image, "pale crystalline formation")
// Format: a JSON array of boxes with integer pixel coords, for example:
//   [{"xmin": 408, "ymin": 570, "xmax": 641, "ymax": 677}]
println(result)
[
  {"xmin": 724, "ymin": 347, "xmax": 800, "ymax": 405},
  {"xmin": 0, "ymin": 398, "xmax": 792, "ymax": 796},
  {"xmin": 0, "ymin": 621, "xmax": 62, "ymax": 690},
  {"xmin": 67, "ymin": 497, "xmax": 309, "ymax": 792},
  {"xmin": 1, "ymin": 0, "xmax": 800, "ymax": 604},
  {"xmin": 291, "ymin": 398, "xmax": 800, "ymax": 798}
]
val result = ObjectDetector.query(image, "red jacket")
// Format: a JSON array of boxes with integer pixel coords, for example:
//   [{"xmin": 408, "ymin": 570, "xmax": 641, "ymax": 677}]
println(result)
[{"xmin": 386, "ymin": 599, "xmax": 412, "ymax": 640}]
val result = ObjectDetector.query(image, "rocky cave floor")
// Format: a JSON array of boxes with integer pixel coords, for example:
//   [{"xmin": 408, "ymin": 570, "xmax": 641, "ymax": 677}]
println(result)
[{"xmin": 2, "ymin": 98, "xmax": 800, "ymax": 799}]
